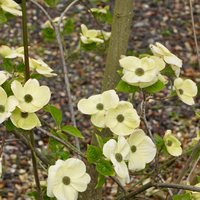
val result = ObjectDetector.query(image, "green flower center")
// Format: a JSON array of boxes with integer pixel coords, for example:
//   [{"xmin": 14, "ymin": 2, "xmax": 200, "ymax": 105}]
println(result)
[
  {"xmin": 0, "ymin": 105, "xmax": 5, "ymax": 113},
  {"xmin": 178, "ymin": 89, "xmax": 184, "ymax": 95},
  {"xmin": 117, "ymin": 114, "xmax": 124, "ymax": 123},
  {"xmin": 115, "ymin": 153, "xmax": 123, "ymax": 163},
  {"xmin": 135, "ymin": 68, "xmax": 145, "ymax": 76},
  {"xmin": 96, "ymin": 103, "xmax": 104, "ymax": 110},
  {"xmin": 167, "ymin": 140, "xmax": 173, "ymax": 147},
  {"xmin": 24, "ymin": 94, "xmax": 33, "ymax": 103},
  {"xmin": 131, "ymin": 145, "xmax": 137, "ymax": 153},
  {"xmin": 62, "ymin": 176, "xmax": 71, "ymax": 185},
  {"xmin": 21, "ymin": 112, "xmax": 28, "ymax": 118}
]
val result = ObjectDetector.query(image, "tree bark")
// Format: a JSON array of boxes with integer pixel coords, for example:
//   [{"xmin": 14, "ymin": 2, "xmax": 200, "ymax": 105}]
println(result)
[{"xmin": 80, "ymin": 1, "xmax": 134, "ymax": 199}]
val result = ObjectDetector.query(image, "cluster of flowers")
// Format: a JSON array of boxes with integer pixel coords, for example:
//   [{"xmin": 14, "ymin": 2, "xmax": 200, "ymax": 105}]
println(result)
[
  {"xmin": 0, "ymin": 77, "xmax": 51, "ymax": 130},
  {"xmin": 120, "ymin": 42, "xmax": 197, "ymax": 105},
  {"xmin": 80, "ymin": 24, "xmax": 111, "ymax": 44},
  {"xmin": 0, "ymin": 45, "xmax": 57, "ymax": 77},
  {"xmin": 78, "ymin": 90, "xmax": 156, "ymax": 185}
]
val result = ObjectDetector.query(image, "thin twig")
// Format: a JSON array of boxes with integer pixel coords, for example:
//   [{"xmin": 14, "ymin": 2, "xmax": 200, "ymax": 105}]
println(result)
[
  {"xmin": 36, "ymin": 127, "xmax": 85, "ymax": 158},
  {"xmin": 58, "ymin": 0, "xmax": 80, "ymax": 26},
  {"xmin": 109, "ymin": 176, "xmax": 127, "ymax": 195},
  {"xmin": 29, "ymin": 0, "xmax": 54, "ymax": 28},
  {"xmin": 189, "ymin": 0, "xmax": 200, "ymax": 68},
  {"xmin": 11, "ymin": 130, "xmax": 51, "ymax": 167},
  {"xmin": 0, "ymin": 138, "xmax": 19, "ymax": 144},
  {"xmin": 29, "ymin": 0, "xmax": 81, "ymax": 156},
  {"xmin": 158, "ymin": 174, "xmax": 173, "ymax": 197}
]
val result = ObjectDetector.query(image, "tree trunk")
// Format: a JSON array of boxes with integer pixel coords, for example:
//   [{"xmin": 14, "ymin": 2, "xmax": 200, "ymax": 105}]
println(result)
[{"xmin": 80, "ymin": 1, "xmax": 134, "ymax": 199}]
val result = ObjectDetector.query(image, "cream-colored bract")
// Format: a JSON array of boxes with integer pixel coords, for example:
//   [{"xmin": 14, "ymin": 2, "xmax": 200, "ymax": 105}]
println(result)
[
  {"xmin": 0, "ymin": 45, "xmax": 13, "ymax": 57},
  {"xmin": 106, "ymin": 101, "xmax": 140, "ymax": 135},
  {"xmin": 119, "ymin": 56, "xmax": 159, "ymax": 88},
  {"xmin": 78, "ymin": 89, "xmax": 119, "ymax": 128},
  {"xmin": 103, "ymin": 136, "xmax": 130, "ymax": 185},
  {"xmin": 149, "ymin": 42, "xmax": 182, "ymax": 77},
  {"xmin": 174, "ymin": 77, "xmax": 197, "ymax": 105},
  {"xmin": 29, "ymin": 59, "xmax": 57, "ymax": 77},
  {"xmin": 0, "ymin": 87, "xmax": 19, "ymax": 124},
  {"xmin": 0, "ymin": 71, "xmax": 9, "ymax": 85},
  {"xmin": 10, "ymin": 107, "xmax": 41, "ymax": 130},
  {"xmin": 80, "ymin": 24, "xmax": 104, "ymax": 44},
  {"xmin": 0, "ymin": 0, "xmax": 22, "ymax": 16},
  {"xmin": 163, "ymin": 130, "xmax": 182, "ymax": 157},
  {"xmin": 11, "ymin": 79, "xmax": 51, "ymax": 113},
  {"xmin": 47, "ymin": 158, "xmax": 91, "ymax": 200},
  {"xmin": 127, "ymin": 129, "xmax": 156, "ymax": 171}
]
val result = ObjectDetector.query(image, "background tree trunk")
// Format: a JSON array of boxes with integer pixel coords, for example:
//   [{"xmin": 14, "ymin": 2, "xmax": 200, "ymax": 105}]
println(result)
[{"xmin": 80, "ymin": 0, "xmax": 134, "ymax": 199}]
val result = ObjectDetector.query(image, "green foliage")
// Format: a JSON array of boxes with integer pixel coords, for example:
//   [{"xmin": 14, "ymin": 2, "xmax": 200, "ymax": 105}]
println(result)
[
  {"xmin": 52, "ymin": 151, "xmax": 70, "ymax": 160},
  {"xmin": 49, "ymin": 105, "xmax": 62, "ymax": 127},
  {"xmin": 61, "ymin": 125, "xmax": 83, "ymax": 138},
  {"xmin": 116, "ymin": 80, "xmax": 139, "ymax": 93},
  {"xmin": 89, "ymin": 0, "xmax": 110, "ymax": 5},
  {"xmin": 172, "ymin": 193, "xmax": 191, "ymax": 200},
  {"xmin": 95, "ymin": 174, "xmax": 105, "ymax": 189},
  {"xmin": 154, "ymin": 134, "xmax": 164, "ymax": 148},
  {"xmin": 43, "ymin": 0, "xmax": 54, "ymax": 7},
  {"xmin": 16, "ymin": 62, "xmax": 25, "ymax": 73},
  {"xmin": 144, "ymin": 80, "xmax": 165, "ymax": 93},
  {"xmin": 197, "ymin": 175, "xmax": 200, "ymax": 183},
  {"xmin": 95, "ymin": 134, "xmax": 104, "ymax": 149},
  {"xmin": 87, "ymin": 144, "xmax": 102, "ymax": 163},
  {"xmin": 168, "ymin": 80, "xmax": 177, "ymax": 98},
  {"xmin": 117, "ymin": 69, "xmax": 123, "ymax": 77},
  {"xmin": 160, "ymin": 66, "xmax": 175, "ymax": 76},
  {"xmin": 42, "ymin": 28, "xmax": 56, "ymax": 41},
  {"xmin": 5, "ymin": 118, "xmax": 16, "ymax": 131},
  {"xmin": 1, "ymin": 79, "xmax": 14, "ymax": 96},
  {"xmin": 162, "ymin": 145, "xmax": 170, "ymax": 157},
  {"xmin": 105, "ymin": 10, "xmax": 113, "ymax": 24},
  {"xmin": 42, "ymin": 105, "xmax": 50, "ymax": 112},
  {"xmin": 79, "ymin": 40, "xmax": 99, "ymax": 52},
  {"xmin": 0, "ymin": 9, "xmax": 7, "ymax": 24},
  {"xmin": 2, "ymin": 58, "xmax": 14, "ymax": 73},
  {"xmin": 96, "ymin": 159, "xmax": 115, "ymax": 176},
  {"xmin": 30, "ymin": 74, "xmax": 41, "ymax": 80},
  {"xmin": 63, "ymin": 19, "xmax": 74, "ymax": 35}
]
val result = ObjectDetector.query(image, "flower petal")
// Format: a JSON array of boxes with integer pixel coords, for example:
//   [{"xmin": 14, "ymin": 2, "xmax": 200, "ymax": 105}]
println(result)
[
  {"xmin": 128, "ymin": 129, "xmax": 145, "ymax": 146},
  {"xmin": 103, "ymin": 139, "xmax": 116, "ymax": 160},
  {"xmin": 119, "ymin": 56, "xmax": 141, "ymax": 71},
  {"xmin": 128, "ymin": 152, "xmax": 146, "ymax": 171},
  {"xmin": 101, "ymin": 90, "xmax": 119, "ymax": 110},
  {"xmin": 0, "ymin": 87, "xmax": 7, "ymax": 105},
  {"xmin": 91, "ymin": 110, "xmax": 106, "ymax": 127},
  {"xmin": 181, "ymin": 79, "xmax": 197, "ymax": 97},
  {"xmin": 11, "ymin": 80, "xmax": 25, "ymax": 102},
  {"xmin": 78, "ymin": 99, "xmax": 97, "ymax": 115}
]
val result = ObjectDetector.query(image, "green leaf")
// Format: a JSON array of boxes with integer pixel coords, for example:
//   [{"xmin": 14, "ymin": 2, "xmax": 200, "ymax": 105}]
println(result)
[
  {"xmin": 61, "ymin": 125, "xmax": 83, "ymax": 138},
  {"xmin": 144, "ymin": 80, "xmax": 165, "ymax": 93},
  {"xmin": 116, "ymin": 80, "xmax": 139, "ymax": 93},
  {"xmin": 5, "ymin": 118, "xmax": 16, "ymax": 131},
  {"xmin": 139, "ymin": 54, "xmax": 151, "ymax": 59},
  {"xmin": 49, "ymin": 105, "xmax": 62, "ymax": 127},
  {"xmin": 3, "ymin": 58, "xmax": 14, "ymax": 73},
  {"xmin": 95, "ymin": 174, "xmax": 105, "ymax": 189},
  {"xmin": 117, "ymin": 69, "xmax": 123, "ymax": 77},
  {"xmin": 52, "ymin": 151, "xmax": 70, "ymax": 160},
  {"xmin": 96, "ymin": 159, "xmax": 115, "ymax": 176},
  {"xmin": 0, "ymin": 10, "xmax": 7, "ymax": 24},
  {"xmin": 5, "ymin": 12, "xmax": 17, "ymax": 19},
  {"xmin": 42, "ymin": 105, "xmax": 50, "ymax": 112},
  {"xmin": 1, "ymin": 79, "xmax": 14, "ymax": 96},
  {"xmin": 43, "ymin": 0, "xmax": 54, "ymax": 7},
  {"xmin": 197, "ymin": 175, "xmax": 200, "ymax": 183},
  {"xmin": 162, "ymin": 145, "xmax": 170, "ymax": 157},
  {"xmin": 42, "ymin": 27, "xmax": 56, "ymax": 41},
  {"xmin": 30, "ymin": 74, "xmax": 41, "ymax": 80},
  {"xmin": 154, "ymin": 134, "xmax": 164, "ymax": 148},
  {"xmin": 103, "ymin": 137, "xmax": 113, "ymax": 145},
  {"xmin": 172, "ymin": 193, "xmax": 191, "ymax": 200},
  {"xmin": 63, "ymin": 19, "xmax": 74, "ymax": 35},
  {"xmin": 16, "ymin": 62, "xmax": 25, "ymax": 73},
  {"xmin": 89, "ymin": 0, "xmax": 100, "ymax": 5},
  {"xmin": 95, "ymin": 134, "xmax": 104, "ymax": 149},
  {"xmin": 160, "ymin": 66, "xmax": 175, "ymax": 76},
  {"xmin": 106, "ymin": 10, "xmax": 113, "ymax": 24},
  {"xmin": 87, "ymin": 145, "xmax": 102, "ymax": 163},
  {"xmin": 79, "ymin": 40, "xmax": 99, "ymax": 52}
]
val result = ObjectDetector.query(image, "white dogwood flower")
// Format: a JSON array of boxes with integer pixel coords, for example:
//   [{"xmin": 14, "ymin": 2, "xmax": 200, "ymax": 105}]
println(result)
[
  {"xmin": 119, "ymin": 56, "xmax": 159, "ymax": 88},
  {"xmin": 0, "ymin": 0, "xmax": 22, "ymax": 16},
  {"xmin": 47, "ymin": 158, "xmax": 91, "ymax": 200},
  {"xmin": 78, "ymin": 90, "xmax": 119, "ymax": 128},
  {"xmin": 106, "ymin": 101, "xmax": 140, "ymax": 135},
  {"xmin": 174, "ymin": 77, "xmax": 197, "ymax": 105},
  {"xmin": 80, "ymin": 24, "xmax": 104, "ymax": 44},
  {"xmin": 103, "ymin": 135, "xmax": 130, "ymax": 181},
  {"xmin": 150, "ymin": 42, "xmax": 182, "ymax": 77},
  {"xmin": 127, "ymin": 129, "xmax": 156, "ymax": 171},
  {"xmin": 0, "ymin": 87, "xmax": 18, "ymax": 123},
  {"xmin": 163, "ymin": 130, "xmax": 182, "ymax": 157},
  {"xmin": 0, "ymin": 71, "xmax": 9, "ymax": 85},
  {"xmin": 11, "ymin": 79, "xmax": 51, "ymax": 113},
  {"xmin": 10, "ymin": 107, "xmax": 41, "ymax": 130}
]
